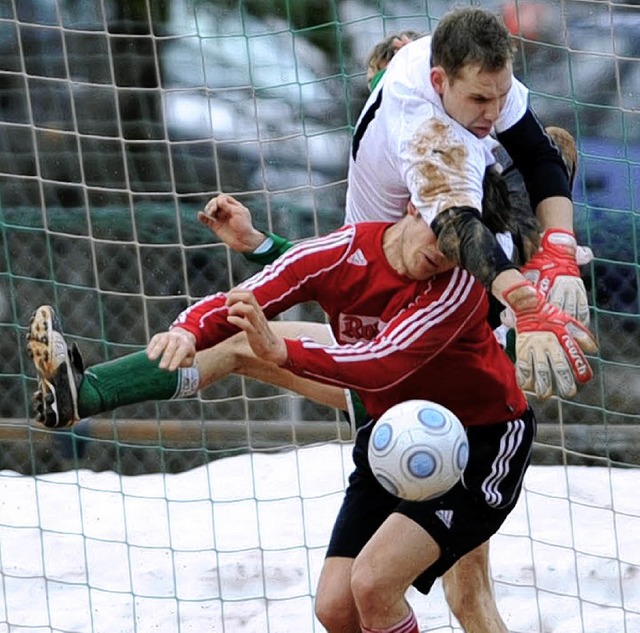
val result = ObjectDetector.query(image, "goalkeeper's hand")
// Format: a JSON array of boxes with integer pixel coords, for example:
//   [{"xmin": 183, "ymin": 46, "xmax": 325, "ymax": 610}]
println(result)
[
  {"xmin": 504, "ymin": 281, "xmax": 598, "ymax": 399},
  {"xmin": 521, "ymin": 228, "xmax": 590, "ymax": 326}
]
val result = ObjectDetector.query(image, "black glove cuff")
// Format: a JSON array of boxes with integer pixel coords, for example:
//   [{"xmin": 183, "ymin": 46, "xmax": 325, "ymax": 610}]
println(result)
[{"xmin": 430, "ymin": 206, "xmax": 517, "ymax": 289}]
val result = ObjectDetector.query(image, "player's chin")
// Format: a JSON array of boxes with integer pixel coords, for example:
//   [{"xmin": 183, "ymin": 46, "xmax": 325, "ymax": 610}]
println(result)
[
  {"xmin": 417, "ymin": 256, "xmax": 455, "ymax": 279},
  {"xmin": 410, "ymin": 263, "xmax": 438, "ymax": 280}
]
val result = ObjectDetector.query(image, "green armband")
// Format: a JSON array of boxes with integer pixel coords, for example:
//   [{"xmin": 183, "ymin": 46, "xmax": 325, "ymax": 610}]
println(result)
[{"xmin": 243, "ymin": 232, "xmax": 294, "ymax": 266}]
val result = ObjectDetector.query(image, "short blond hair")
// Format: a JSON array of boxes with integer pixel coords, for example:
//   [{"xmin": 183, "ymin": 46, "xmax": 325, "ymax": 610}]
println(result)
[{"xmin": 366, "ymin": 31, "xmax": 423, "ymax": 85}]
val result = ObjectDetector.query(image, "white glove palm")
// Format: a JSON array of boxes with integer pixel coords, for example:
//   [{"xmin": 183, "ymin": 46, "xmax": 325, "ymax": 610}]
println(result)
[{"xmin": 505, "ymin": 281, "xmax": 598, "ymax": 399}]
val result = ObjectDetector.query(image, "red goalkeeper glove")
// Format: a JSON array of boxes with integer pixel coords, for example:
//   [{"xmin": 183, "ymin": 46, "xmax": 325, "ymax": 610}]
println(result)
[
  {"xmin": 504, "ymin": 281, "xmax": 598, "ymax": 399},
  {"xmin": 521, "ymin": 229, "xmax": 590, "ymax": 326}
]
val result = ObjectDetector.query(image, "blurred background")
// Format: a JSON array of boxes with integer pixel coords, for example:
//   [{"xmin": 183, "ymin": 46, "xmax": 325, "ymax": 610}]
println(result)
[{"xmin": 0, "ymin": 0, "xmax": 638, "ymax": 474}]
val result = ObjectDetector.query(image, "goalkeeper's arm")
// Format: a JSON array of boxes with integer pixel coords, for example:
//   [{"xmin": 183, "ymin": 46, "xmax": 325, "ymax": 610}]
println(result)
[
  {"xmin": 430, "ymin": 205, "xmax": 517, "ymax": 291},
  {"xmin": 430, "ymin": 205, "xmax": 597, "ymax": 399}
]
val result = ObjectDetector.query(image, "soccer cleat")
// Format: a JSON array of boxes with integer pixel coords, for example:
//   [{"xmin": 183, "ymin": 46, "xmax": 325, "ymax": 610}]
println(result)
[{"xmin": 26, "ymin": 305, "xmax": 84, "ymax": 428}]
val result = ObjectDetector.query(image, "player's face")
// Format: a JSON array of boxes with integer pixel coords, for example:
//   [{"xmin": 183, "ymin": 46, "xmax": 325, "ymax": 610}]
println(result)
[
  {"xmin": 399, "ymin": 206, "xmax": 454, "ymax": 280},
  {"xmin": 431, "ymin": 62, "xmax": 513, "ymax": 138}
]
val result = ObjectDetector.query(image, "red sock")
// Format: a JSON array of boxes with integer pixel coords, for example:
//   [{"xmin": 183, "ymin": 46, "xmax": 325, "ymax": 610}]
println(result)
[{"xmin": 360, "ymin": 608, "xmax": 419, "ymax": 633}]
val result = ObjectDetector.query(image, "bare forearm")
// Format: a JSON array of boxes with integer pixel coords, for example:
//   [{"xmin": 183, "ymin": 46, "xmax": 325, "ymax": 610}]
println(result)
[
  {"xmin": 235, "ymin": 227, "xmax": 269, "ymax": 253},
  {"xmin": 491, "ymin": 268, "xmax": 536, "ymax": 306},
  {"xmin": 535, "ymin": 196, "xmax": 574, "ymax": 232}
]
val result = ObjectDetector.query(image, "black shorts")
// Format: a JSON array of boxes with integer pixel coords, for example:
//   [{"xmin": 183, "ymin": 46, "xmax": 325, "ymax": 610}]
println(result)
[{"xmin": 326, "ymin": 406, "xmax": 536, "ymax": 595}]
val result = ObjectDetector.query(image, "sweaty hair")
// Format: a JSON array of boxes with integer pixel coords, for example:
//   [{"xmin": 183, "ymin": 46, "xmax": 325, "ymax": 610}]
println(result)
[{"xmin": 431, "ymin": 7, "xmax": 513, "ymax": 79}]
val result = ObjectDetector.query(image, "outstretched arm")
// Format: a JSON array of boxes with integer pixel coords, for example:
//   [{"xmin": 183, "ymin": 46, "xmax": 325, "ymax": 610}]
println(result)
[
  {"xmin": 198, "ymin": 194, "xmax": 268, "ymax": 253},
  {"xmin": 199, "ymin": 194, "xmax": 294, "ymax": 266},
  {"xmin": 430, "ymin": 206, "xmax": 597, "ymax": 399},
  {"xmin": 498, "ymin": 116, "xmax": 590, "ymax": 325}
]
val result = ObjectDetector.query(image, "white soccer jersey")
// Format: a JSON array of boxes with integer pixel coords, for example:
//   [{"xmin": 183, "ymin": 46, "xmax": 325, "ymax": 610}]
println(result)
[{"xmin": 345, "ymin": 35, "xmax": 529, "ymax": 227}]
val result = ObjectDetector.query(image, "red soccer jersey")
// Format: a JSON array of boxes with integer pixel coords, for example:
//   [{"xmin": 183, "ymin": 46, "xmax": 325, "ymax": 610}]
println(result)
[{"xmin": 173, "ymin": 222, "xmax": 527, "ymax": 426}]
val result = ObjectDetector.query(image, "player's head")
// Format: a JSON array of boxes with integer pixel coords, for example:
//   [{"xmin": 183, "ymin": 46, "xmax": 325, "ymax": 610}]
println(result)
[
  {"xmin": 430, "ymin": 7, "xmax": 514, "ymax": 138},
  {"xmin": 366, "ymin": 30, "xmax": 423, "ymax": 90},
  {"xmin": 384, "ymin": 202, "xmax": 454, "ymax": 280}
]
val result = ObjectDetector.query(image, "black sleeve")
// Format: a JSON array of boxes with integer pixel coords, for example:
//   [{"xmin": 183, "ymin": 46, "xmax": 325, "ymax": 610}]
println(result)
[{"xmin": 496, "ymin": 109, "xmax": 571, "ymax": 210}]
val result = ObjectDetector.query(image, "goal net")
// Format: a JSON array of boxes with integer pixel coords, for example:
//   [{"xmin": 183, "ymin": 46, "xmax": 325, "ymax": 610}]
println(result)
[{"xmin": 0, "ymin": 0, "xmax": 638, "ymax": 631}]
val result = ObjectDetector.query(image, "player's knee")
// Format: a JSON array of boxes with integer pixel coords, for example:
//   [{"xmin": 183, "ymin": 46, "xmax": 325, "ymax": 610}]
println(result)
[
  {"xmin": 443, "ymin": 559, "xmax": 495, "ymax": 621},
  {"xmin": 447, "ymin": 588, "xmax": 496, "ymax": 626},
  {"xmin": 314, "ymin": 593, "xmax": 359, "ymax": 633},
  {"xmin": 350, "ymin": 559, "xmax": 392, "ymax": 617}
]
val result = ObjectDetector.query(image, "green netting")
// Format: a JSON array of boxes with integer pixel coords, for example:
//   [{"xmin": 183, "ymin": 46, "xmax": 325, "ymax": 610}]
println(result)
[
  {"xmin": 0, "ymin": 2, "xmax": 639, "ymax": 632},
  {"xmin": 0, "ymin": 0, "xmax": 638, "ymax": 468}
]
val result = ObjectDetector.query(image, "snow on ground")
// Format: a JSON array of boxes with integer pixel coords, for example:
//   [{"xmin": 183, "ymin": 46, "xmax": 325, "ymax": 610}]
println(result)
[{"xmin": 1, "ymin": 443, "xmax": 639, "ymax": 632}]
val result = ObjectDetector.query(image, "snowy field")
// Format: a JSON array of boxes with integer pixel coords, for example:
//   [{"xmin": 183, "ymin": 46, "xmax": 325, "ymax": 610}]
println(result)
[{"xmin": 1, "ymin": 443, "xmax": 639, "ymax": 633}]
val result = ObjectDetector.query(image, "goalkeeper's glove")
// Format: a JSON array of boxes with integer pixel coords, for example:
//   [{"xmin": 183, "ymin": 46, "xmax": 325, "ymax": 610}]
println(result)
[
  {"xmin": 521, "ymin": 228, "xmax": 590, "ymax": 326},
  {"xmin": 504, "ymin": 281, "xmax": 598, "ymax": 399}
]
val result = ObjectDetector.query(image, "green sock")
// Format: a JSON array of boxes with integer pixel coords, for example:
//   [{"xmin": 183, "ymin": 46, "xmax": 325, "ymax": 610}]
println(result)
[
  {"xmin": 77, "ymin": 350, "xmax": 199, "ymax": 418},
  {"xmin": 347, "ymin": 389, "xmax": 370, "ymax": 429},
  {"xmin": 505, "ymin": 328, "xmax": 517, "ymax": 364}
]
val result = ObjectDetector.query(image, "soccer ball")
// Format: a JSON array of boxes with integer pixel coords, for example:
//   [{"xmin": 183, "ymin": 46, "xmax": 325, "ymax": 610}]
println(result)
[{"xmin": 368, "ymin": 399, "xmax": 469, "ymax": 501}]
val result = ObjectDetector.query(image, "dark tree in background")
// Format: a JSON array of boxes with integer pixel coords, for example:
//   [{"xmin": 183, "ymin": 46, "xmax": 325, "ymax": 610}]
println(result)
[{"xmin": 217, "ymin": 0, "xmax": 350, "ymax": 66}]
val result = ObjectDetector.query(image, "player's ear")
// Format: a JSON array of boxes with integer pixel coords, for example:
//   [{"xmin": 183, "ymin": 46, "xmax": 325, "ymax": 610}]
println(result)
[
  {"xmin": 405, "ymin": 201, "xmax": 419, "ymax": 218},
  {"xmin": 430, "ymin": 66, "xmax": 446, "ymax": 95}
]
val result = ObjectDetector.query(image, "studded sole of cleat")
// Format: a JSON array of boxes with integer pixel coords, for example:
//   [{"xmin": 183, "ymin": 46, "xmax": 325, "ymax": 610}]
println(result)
[{"xmin": 25, "ymin": 305, "xmax": 80, "ymax": 428}]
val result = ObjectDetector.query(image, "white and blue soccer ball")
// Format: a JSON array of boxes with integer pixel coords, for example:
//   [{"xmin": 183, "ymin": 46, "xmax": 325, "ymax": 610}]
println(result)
[{"xmin": 368, "ymin": 399, "xmax": 469, "ymax": 501}]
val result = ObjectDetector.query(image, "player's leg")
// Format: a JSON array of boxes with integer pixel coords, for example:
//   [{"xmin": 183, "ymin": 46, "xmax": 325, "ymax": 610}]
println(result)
[
  {"xmin": 194, "ymin": 322, "xmax": 349, "ymax": 411},
  {"xmin": 314, "ymin": 557, "xmax": 361, "ymax": 633},
  {"xmin": 442, "ymin": 541, "xmax": 508, "ymax": 633},
  {"xmin": 433, "ymin": 412, "xmax": 536, "ymax": 633},
  {"xmin": 391, "ymin": 410, "xmax": 536, "ymax": 633},
  {"xmin": 350, "ymin": 513, "xmax": 435, "ymax": 632},
  {"xmin": 319, "ymin": 419, "xmax": 424, "ymax": 632},
  {"xmin": 27, "ymin": 305, "xmax": 350, "ymax": 427},
  {"xmin": 26, "ymin": 304, "xmax": 201, "ymax": 428}
]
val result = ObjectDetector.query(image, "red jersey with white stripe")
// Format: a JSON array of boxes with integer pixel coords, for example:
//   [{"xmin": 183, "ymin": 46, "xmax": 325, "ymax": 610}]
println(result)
[{"xmin": 173, "ymin": 223, "xmax": 527, "ymax": 426}]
